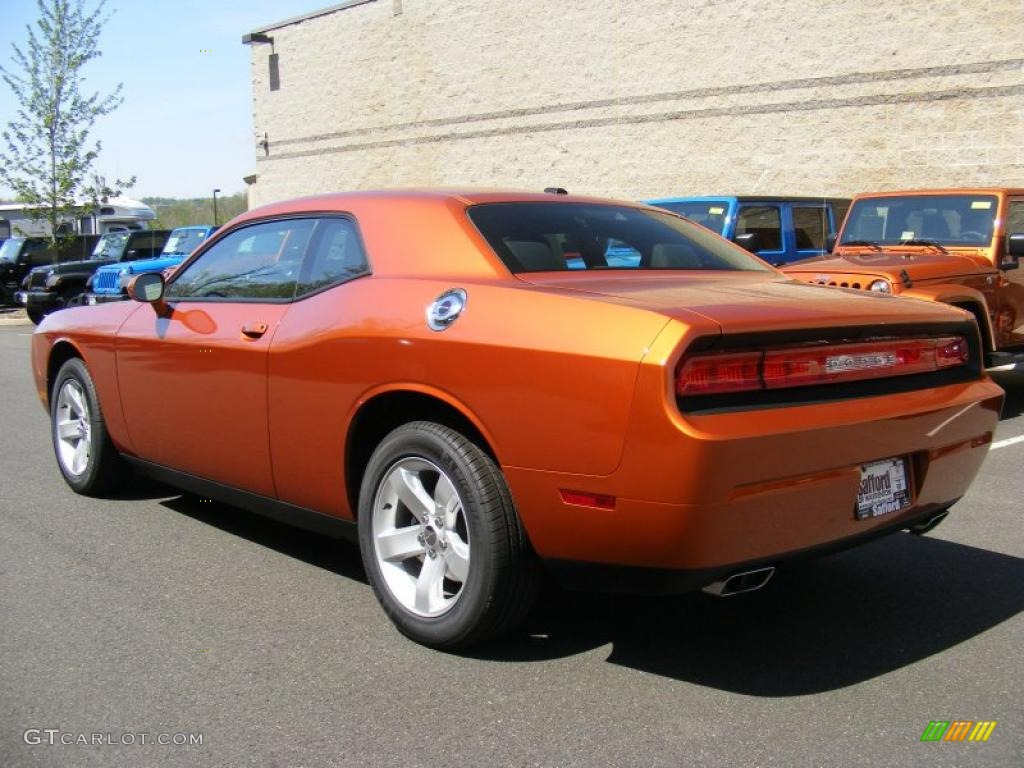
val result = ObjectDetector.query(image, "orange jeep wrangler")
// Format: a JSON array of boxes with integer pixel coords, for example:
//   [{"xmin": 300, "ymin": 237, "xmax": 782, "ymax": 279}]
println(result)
[{"xmin": 783, "ymin": 188, "xmax": 1024, "ymax": 366}]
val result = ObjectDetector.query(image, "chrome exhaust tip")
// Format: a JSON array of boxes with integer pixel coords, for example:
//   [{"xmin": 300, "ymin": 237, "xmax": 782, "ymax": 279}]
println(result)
[
  {"xmin": 702, "ymin": 566, "xmax": 776, "ymax": 597},
  {"xmin": 908, "ymin": 509, "xmax": 950, "ymax": 536}
]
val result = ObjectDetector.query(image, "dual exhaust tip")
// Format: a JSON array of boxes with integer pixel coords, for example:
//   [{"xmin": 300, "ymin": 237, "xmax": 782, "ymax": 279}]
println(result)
[{"xmin": 702, "ymin": 566, "xmax": 775, "ymax": 597}]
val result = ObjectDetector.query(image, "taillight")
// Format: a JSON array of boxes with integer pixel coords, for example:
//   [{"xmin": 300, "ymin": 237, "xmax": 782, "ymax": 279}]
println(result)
[{"xmin": 676, "ymin": 336, "xmax": 969, "ymax": 397}]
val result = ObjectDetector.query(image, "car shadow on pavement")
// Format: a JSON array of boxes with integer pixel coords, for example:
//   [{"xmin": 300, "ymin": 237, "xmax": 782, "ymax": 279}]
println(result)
[
  {"xmin": 479, "ymin": 533, "xmax": 1023, "ymax": 696},
  {"xmin": 158, "ymin": 492, "xmax": 369, "ymax": 586},
  {"xmin": 991, "ymin": 368, "xmax": 1024, "ymax": 420}
]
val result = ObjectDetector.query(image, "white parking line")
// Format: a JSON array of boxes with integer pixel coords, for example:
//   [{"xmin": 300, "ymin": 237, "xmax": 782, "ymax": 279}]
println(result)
[{"xmin": 991, "ymin": 435, "xmax": 1024, "ymax": 450}]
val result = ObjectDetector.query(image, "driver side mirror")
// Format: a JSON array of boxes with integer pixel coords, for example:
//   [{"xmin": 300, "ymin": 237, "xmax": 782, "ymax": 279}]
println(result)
[
  {"xmin": 127, "ymin": 272, "xmax": 166, "ymax": 303},
  {"xmin": 1002, "ymin": 233, "xmax": 1024, "ymax": 270},
  {"xmin": 826, "ymin": 232, "xmax": 838, "ymax": 252},
  {"xmin": 732, "ymin": 232, "xmax": 761, "ymax": 253}
]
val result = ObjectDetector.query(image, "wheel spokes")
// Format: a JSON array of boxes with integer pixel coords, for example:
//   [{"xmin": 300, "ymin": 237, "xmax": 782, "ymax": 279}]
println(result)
[
  {"xmin": 376, "ymin": 524, "xmax": 426, "ymax": 562},
  {"xmin": 443, "ymin": 533, "xmax": 470, "ymax": 583},
  {"xmin": 72, "ymin": 439, "xmax": 90, "ymax": 475},
  {"xmin": 66, "ymin": 385, "xmax": 86, "ymax": 419},
  {"xmin": 390, "ymin": 466, "xmax": 435, "ymax": 523},
  {"xmin": 414, "ymin": 554, "xmax": 446, "ymax": 614},
  {"xmin": 57, "ymin": 419, "xmax": 80, "ymax": 440}
]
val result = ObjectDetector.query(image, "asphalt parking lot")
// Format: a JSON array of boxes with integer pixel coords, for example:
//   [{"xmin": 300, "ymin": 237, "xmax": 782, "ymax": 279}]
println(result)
[{"xmin": 1, "ymin": 322, "xmax": 1021, "ymax": 768}]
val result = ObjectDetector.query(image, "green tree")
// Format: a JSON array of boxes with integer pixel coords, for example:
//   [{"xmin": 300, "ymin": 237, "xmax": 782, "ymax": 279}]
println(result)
[{"xmin": 0, "ymin": 0, "xmax": 132, "ymax": 241}]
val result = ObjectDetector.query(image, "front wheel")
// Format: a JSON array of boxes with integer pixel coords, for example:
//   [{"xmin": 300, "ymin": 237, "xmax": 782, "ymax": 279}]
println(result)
[
  {"xmin": 358, "ymin": 421, "xmax": 540, "ymax": 649},
  {"xmin": 27, "ymin": 307, "xmax": 45, "ymax": 325},
  {"xmin": 51, "ymin": 358, "xmax": 128, "ymax": 495}
]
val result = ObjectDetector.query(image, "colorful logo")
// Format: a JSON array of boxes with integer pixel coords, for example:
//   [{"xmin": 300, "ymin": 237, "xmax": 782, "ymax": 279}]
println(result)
[{"xmin": 920, "ymin": 721, "xmax": 997, "ymax": 742}]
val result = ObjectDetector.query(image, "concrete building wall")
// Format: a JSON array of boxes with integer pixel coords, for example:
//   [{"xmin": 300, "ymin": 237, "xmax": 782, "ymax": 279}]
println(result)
[{"xmin": 246, "ymin": 0, "xmax": 1024, "ymax": 206}]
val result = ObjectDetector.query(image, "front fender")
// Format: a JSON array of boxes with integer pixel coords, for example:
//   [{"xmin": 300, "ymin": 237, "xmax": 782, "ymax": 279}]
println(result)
[{"xmin": 899, "ymin": 284, "xmax": 994, "ymax": 351}]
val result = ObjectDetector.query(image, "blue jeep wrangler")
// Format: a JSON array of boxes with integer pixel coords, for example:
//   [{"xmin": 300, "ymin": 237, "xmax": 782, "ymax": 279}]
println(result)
[
  {"xmin": 646, "ymin": 196, "xmax": 850, "ymax": 266},
  {"xmin": 86, "ymin": 225, "xmax": 217, "ymax": 304}
]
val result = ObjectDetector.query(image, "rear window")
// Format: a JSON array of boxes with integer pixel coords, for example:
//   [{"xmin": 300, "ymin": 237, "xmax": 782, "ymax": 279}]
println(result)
[{"xmin": 468, "ymin": 203, "xmax": 769, "ymax": 273}]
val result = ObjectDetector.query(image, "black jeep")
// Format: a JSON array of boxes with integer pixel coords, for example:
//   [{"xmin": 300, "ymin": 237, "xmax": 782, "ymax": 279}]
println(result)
[{"xmin": 0, "ymin": 235, "xmax": 100, "ymax": 308}]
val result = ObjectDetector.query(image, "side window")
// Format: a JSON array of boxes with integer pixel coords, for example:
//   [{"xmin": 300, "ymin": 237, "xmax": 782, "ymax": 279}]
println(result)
[
  {"xmin": 792, "ymin": 206, "xmax": 827, "ymax": 250},
  {"xmin": 167, "ymin": 218, "xmax": 316, "ymax": 300},
  {"xmin": 296, "ymin": 218, "xmax": 369, "ymax": 297},
  {"xmin": 1007, "ymin": 200, "xmax": 1024, "ymax": 238},
  {"xmin": 27, "ymin": 240, "xmax": 53, "ymax": 267},
  {"xmin": 736, "ymin": 205, "xmax": 782, "ymax": 251}
]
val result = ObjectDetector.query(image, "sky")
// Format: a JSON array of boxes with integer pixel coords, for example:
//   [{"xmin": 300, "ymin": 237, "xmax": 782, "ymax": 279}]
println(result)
[{"xmin": 0, "ymin": 0, "xmax": 322, "ymax": 199}]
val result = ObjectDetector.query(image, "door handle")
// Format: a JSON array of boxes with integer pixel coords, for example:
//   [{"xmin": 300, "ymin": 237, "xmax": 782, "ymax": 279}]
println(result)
[{"xmin": 241, "ymin": 322, "xmax": 269, "ymax": 339}]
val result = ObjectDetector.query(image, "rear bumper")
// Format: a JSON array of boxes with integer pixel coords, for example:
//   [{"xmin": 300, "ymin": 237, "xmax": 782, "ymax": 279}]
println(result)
[
  {"xmin": 508, "ymin": 376, "xmax": 1003, "ymax": 584},
  {"xmin": 545, "ymin": 502, "xmax": 955, "ymax": 594}
]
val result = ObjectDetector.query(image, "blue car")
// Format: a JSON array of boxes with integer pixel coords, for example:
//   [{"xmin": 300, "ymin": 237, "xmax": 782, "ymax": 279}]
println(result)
[
  {"xmin": 86, "ymin": 225, "xmax": 217, "ymax": 303},
  {"xmin": 644, "ymin": 196, "xmax": 850, "ymax": 266}
]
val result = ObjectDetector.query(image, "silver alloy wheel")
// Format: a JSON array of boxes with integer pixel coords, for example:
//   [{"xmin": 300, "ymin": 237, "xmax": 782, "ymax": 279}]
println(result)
[
  {"xmin": 371, "ymin": 457, "xmax": 471, "ymax": 618},
  {"xmin": 55, "ymin": 379, "xmax": 92, "ymax": 477}
]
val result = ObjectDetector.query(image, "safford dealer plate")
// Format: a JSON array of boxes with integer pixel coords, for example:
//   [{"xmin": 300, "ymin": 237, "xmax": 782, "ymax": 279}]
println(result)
[{"xmin": 856, "ymin": 458, "xmax": 911, "ymax": 520}]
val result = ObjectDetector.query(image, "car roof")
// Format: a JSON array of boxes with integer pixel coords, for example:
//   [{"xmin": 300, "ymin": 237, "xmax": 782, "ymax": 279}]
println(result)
[
  {"xmin": 222, "ymin": 189, "xmax": 661, "ymax": 280},
  {"xmin": 238, "ymin": 188, "xmax": 637, "ymax": 219},
  {"xmin": 647, "ymin": 195, "xmax": 850, "ymax": 204},
  {"xmin": 850, "ymin": 187, "xmax": 1024, "ymax": 199}
]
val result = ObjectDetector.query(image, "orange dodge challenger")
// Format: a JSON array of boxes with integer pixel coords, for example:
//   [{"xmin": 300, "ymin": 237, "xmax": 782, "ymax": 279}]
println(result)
[{"xmin": 31, "ymin": 190, "xmax": 1003, "ymax": 648}]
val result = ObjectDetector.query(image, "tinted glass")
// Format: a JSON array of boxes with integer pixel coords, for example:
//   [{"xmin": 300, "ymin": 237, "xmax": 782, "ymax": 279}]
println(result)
[
  {"xmin": 163, "ymin": 228, "xmax": 211, "ymax": 255},
  {"xmin": 167, "ymin": 219, "xmax": 316, "ymax": 300},
  {"xmin": 468, "ymin": 203, "xmax": 768, "ymax": 273},
  {"xmin": 650, "ymin": 201, "xmax": 729, "ymax": 234},
  {"xmin": 736, "ymin": 205, "xmax": 782, "ymax": 251},
  {"xmin": 1007, "ymin": 200, "xmax": 1024, "ymax": 238},
  {"xmin": 841, "ymin": 195, "xmax": 998, "ymax": 246},
  {"xmin": 792, "ymin": 206, "xmax": 827, "ymax": 250},
  {"xmin": 92, "ymin": 233, "xmax": 129, "ymax": 259},
  {"xmin": 0, "ymin": 238, "xmax": 22, "ymax": 262},
  {"xmin": 296, "ymin": 218, "xmax": 369, "ymax": 296}
]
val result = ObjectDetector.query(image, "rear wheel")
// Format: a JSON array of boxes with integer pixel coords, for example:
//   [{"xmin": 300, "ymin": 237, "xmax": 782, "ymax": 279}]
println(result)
[
  {"xmin": 50, "ymin": 358, "xmax": 128, "ymax": 495},
  {"xmin": 358, "ymin": 421, "xmax": 539, "ymax": 648}
]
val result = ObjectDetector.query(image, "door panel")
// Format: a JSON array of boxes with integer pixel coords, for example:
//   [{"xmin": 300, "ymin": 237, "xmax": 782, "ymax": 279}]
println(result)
[{"xmin": 116, "ymin": 302, "xmax": 288, "ymax": 496}]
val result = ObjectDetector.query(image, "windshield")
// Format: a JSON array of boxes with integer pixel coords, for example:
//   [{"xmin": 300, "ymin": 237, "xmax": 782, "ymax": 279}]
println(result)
[
  {"xmin": 840, "ymin": 195, "xmax": 998, "ymax": 247},
  {"xmin": 92, "ymin": 233, "xmax": 129, "ymax": 259},
  {"xmin": 648, "ymin": 201, "xmax": 730, "ymax": 235},
  {"xmin": 468, "ymin": 203, "xmax": 769, "ymax": 273},
  {"xmin": 0, "ymin": 238, "xmax": 25, "ymax": 262},
  {"xmin": 163, "ymin": 228, "xmax": 211, "ymax": 256}
]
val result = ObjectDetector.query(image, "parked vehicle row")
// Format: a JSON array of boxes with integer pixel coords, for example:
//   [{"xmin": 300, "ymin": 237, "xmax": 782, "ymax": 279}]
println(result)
[
  {"xmin": 30, "ymin": 188, "xmax": 1006, "ymax": 649},
  {"xmin": 15, "ymin": 230, "xmax": 171, "ymax": 323},
  {"xmin": 85, "ymin": 226, "xmax": 217, "ymax": 305}
]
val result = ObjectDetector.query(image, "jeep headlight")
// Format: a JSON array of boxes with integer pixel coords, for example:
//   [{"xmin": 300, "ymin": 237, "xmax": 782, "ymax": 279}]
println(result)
[
  {"xmin": 44, "ymin": 270, "xmax": 60, "ymax": 288},
  {"xmin": 117, "ymin": 268, "xmax": 132, "ymax": 289},
  {"xmin": 868, "ymin": 279, "xmax": 891, "ymax": 294}
]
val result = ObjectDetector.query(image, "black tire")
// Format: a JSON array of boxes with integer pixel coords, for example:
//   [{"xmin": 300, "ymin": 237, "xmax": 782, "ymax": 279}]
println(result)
[
  {"xmin": 27, "ymin": 307, "xmax": 45, "ymax": 325},
  {"xmin": 358, "ymin": 421, "xmax": 540, "ymax": 649},
  {"xmin": 50, "ymin": 358, "xmax": 128, "ymax": 495}
]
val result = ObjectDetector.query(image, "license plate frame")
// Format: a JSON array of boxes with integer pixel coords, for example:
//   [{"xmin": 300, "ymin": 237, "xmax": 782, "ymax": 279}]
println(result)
[{"xmin": 856, "ymin": 457, "xmax": 912, "ymax": 520}]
